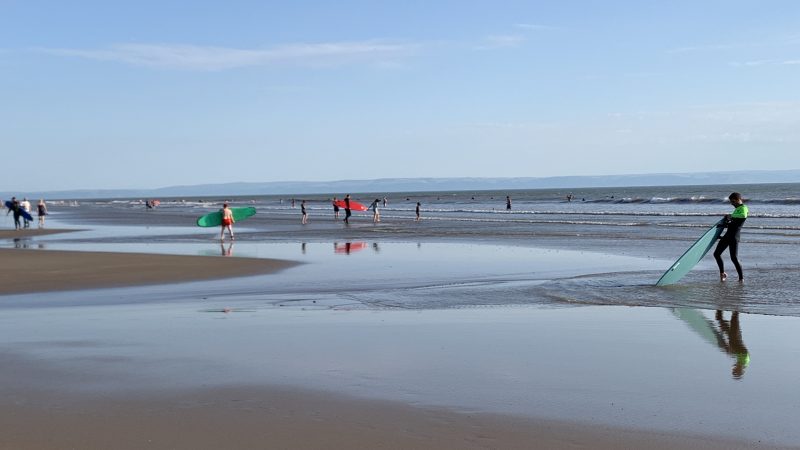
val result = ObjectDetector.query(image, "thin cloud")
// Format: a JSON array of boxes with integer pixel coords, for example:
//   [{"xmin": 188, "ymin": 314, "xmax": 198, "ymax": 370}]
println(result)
[
  {"xmin": 514, "ymin": 23, "xmax": 564, "ymax": 31},
  {"xmin": 730, "ymin": 59, "xmax": 800, "ymax": 67},
  {"xmin": 474, "ymin": 34, "xmax": 526, "ymax": 50},
  {"xmin": 36, "ymin": 41, "xmax": 416, "ymax": 71}
]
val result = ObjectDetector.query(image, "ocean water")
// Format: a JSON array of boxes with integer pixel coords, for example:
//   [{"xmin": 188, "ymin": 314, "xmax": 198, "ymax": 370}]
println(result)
[{"xmin": 21, "ymin": 182, "xmax": 800, "ymax": 316}]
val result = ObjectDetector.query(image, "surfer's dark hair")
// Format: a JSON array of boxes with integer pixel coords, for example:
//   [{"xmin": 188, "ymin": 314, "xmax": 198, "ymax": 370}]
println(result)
[{"xmin": 729, "ymin": 192, "xmax": 742, "ymax": 201}]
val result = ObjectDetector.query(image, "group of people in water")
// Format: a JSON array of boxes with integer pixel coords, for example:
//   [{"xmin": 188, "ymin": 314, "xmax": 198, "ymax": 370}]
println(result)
[
  {"xmin": 4, "ymin": 197, "xmax": 48, "ymax": 230},
  {"xmin": 218, "ymin": 191, "xmax": 750, "ymax": 283}
]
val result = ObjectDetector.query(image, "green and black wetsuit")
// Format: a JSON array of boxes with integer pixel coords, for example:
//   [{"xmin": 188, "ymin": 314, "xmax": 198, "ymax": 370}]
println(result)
[{"xmin": 713, "ymin": 204, "xmax": 748, "ymax": 279}]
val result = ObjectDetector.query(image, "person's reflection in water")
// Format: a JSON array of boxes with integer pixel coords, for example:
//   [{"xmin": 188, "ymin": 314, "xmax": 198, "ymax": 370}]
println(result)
[
  {"xmin": 301, "ymin": 242, "xmax": 307, "ymax": 254},
  {"xmin": 715, "ymin": 310, "xmax": 750, "ymax": 379},
  {"xmin": 220, "ymin": 242, "xmax": 234, "ymax": 257},
  {"xmin": 372, "ymin": 242, "xmax": 380, "ymax": 253}
]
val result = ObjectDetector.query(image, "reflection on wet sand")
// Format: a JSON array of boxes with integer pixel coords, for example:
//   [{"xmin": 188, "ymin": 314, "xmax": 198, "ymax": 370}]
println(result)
[
  {"xmin": 220, "ymin": 242, "xmax": 234, "ymax": 256},
  {"xmin": 672, "ymin": 308, "xmax": 750, "ymax": 379},
  {"xmin": 334, "ymin": 242, "xmax": 367, "ymax": 255}
]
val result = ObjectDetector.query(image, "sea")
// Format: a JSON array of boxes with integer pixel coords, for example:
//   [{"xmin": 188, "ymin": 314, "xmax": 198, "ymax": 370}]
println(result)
[{"xmin": 18, "ymin": 182, "xmax": 800, "ymax": 316}]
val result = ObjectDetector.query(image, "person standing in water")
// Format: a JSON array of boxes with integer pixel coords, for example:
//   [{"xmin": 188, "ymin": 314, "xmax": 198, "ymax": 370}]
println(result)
[
  {"xmin": 368, "ymin": 198, "xmax": 381, "ymax": 223},
  {"xmin": 506, "ymin": 196, "xmax": 511, "ymax": 211},
  {"xmin": 332, "ymin": 197, "xmax": 340, "ymax": 219},
  {"xmin": 343, "ymin": 194, "xmax": 352, "ymax": 224},
  {"xmin": 37, "ymin": 199, "xmax": 48, "ymax": 228},
  {"xmin": 7, "ymin": 197, "xmax": 21, "ymax": 230},
  {"xmin": 415, "ymin": 202, "xmax": 421, "ymax": 221},
  {"xmin": 301, "ymin": 200, "xmax": 308, "ymax": 224},
  {"xmin": 713, "ymin": 192, "xmax": 748, "ymax": 282},
  {"xmin": 220, "ymin": 203, "xmax": 235, "ymax": 241}
]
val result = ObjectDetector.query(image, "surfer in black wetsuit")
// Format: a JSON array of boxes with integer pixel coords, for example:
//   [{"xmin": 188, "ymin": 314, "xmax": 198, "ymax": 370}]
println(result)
[
  {"xmin": 506, "ymin": 196, "xmax": 511, "ymax": 210},
  {"xmin": 6, "ymin": 197, "xmax": 21, "ymax": 230},
  {"xmin": 343, "ymin": 194, "xmax": 352, "ymax": 224},
  {"xmin": 713, "ymin": 192, "xmax": 748, "ymax": 282}
]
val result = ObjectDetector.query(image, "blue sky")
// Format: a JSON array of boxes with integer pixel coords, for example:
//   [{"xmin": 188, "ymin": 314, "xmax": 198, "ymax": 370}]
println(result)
[{"xmin": 2, "ymin": 0, "xmax": 799, "ymax": 191}]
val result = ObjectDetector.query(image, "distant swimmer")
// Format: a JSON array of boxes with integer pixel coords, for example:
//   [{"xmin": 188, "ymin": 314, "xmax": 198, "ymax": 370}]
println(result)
[
  {"xmin": 332, "ymin": 197, "xmax": 340, "ymax": 219},
  {"xmin": 220, "ymin": 202, "xmax": 235, "ymax": 241},
  {"xmin": 714, "ymin": 192, "xmax": 748, "ymax": 282},
  {"xmin": 506, "ymin": 196, "xmax": 511, "ymax": 211},
  {"xmin": 415, "ymin": 202, "xmax": 421, "ymax": 221},
  {"xmin": 301, "ymin": 200, "xmax": 308, "ymax": 224}
]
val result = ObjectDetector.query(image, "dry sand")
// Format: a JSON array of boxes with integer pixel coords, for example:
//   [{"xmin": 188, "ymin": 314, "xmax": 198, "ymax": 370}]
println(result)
[{"xmin": 0, "ymin": 248, "xmax": 298, "ymax": 295}]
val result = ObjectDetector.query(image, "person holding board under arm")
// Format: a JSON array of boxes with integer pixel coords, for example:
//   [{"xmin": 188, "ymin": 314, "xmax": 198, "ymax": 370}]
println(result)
[{"xmin": 713, "ymin": 192, "xmax": 748, "ymax": 282}]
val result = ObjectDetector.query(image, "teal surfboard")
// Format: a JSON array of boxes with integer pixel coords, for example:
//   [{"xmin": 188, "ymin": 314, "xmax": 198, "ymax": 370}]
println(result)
[
  {"xmin": 656, "ymin": 219, "xmax": 724, "ymax": 286},
  {"xmin": 196, "ymin": 207, "xmax": 256, "ymax": 227}
]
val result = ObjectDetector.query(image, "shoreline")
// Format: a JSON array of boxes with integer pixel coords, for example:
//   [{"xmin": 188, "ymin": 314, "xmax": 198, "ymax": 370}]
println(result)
[{"xmin": 0, "ymin": 248, "xmax": 299, "ymax": 295}]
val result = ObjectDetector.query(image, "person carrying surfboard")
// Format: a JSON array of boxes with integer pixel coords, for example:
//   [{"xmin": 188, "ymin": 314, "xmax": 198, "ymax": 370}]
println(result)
[
  {"xmin": 713, "ymin": 192, "xmax": 748, "ymax": 282},
  {"xmin": 220, "ymin": 203, "xmax": 235, "ymax": 241},
  {"xmin": 343, "ymin": 194, "xmax": 352, "ymax": 224},
  {"xmin": 6, "ymin": 197, "xmax": 21, "ymax": 230}
]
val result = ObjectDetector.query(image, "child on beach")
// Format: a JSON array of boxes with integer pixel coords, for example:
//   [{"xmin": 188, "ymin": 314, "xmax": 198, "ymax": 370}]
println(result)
[
  {"xmin": 713, "ymin": 192, "xmax": 748, "ymax": 282},
  {"xmin": 369, "ymin": 199, "xmax": 381, "ymax": 223},
  {"xmin": 301, "ymin": 200, "xmax": 308, "ymax": 224},
  {"xmin": 220, "ymin": 203, "xmax": 235, "ymax": 241}
]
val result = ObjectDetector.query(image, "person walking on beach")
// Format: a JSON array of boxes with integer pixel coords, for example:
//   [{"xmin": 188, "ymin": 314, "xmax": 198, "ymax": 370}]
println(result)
[
  {"xmin": 368, "ymin": 198, "xmax": 381, "ymax": 223},
  {"xmin": 506, "ymin": 196, "xmax": 511, "ymax": 211},
  {"xmin": 37, "ymin": 199, "xmax": 48, "ymax": 228},
  {"xmin": 20, "ymin": 198, "xmax": 31, "ymax": 228},
  {"xmin": 332, "ymin": 197, "xmax": 340, "ymax": 219},
  {"xmin": 220, "ymin": 203, "xmax": 235, "ymax": 241},
  {"xmin": 301, "ymin": 200, "xmax": 308, "ymax": 224},
  {"xmin": 343, "ymin": 194, "xmax": 352, "ymax": 224},
  {"xmin": 713, "ymin": 192, "xmax": 748, "ymax": 282},
  {"xmin": 6, "ymin": 197, "xmax": 21, "ymax": 230},
  {"xmin": 415, "ymin": 202, "xmax": 421, "ymax": 221}
]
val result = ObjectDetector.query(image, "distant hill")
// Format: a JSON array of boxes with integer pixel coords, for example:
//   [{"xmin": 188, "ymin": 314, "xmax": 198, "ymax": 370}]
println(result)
[{"xmin": 4, "ymin": 170, "xmax": 800, "ymax": 200}]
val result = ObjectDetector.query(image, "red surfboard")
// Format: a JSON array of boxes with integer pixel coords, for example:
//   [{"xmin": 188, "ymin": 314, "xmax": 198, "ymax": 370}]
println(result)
[{"xmin": 334, "ymin": 199, "xmax": 368, "ymax": 211}]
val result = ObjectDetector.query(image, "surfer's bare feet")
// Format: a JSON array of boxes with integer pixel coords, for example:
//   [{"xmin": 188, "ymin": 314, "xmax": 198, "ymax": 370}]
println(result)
[{"xmin": 720, "ymin": 272, "xmax": 727, "ymax": 282}]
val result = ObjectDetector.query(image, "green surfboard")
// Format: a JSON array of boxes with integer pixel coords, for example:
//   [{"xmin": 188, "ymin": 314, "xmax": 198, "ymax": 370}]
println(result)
[
  {"xmin": 196, "ymin": 207, "xmax": 257, "ymax": 227},
  {"xmin": 656, "ymin": 219, "xmax": 724, "ymax": 286}
]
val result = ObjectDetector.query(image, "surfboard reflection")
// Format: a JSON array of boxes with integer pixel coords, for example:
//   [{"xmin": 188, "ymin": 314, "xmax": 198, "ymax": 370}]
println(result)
[
  {"xmin": 334, "ymin": 242, "xmax": 367, "ymax": 255},
  {"xmin": 672, "ymin": 308, "xmax": 750, "ymax": 379}
]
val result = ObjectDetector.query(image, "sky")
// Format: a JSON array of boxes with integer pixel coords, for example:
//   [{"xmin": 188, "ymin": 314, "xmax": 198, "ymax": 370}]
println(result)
[{"xmin": 1, "ymin": 0, "xmax": 799, "ymax": 191}]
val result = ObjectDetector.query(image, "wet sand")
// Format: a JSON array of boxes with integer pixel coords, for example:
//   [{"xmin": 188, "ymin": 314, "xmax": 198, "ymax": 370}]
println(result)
[
  {"xmin": 1, "ymin": 220, "xmax": 798, "ymax": 448},
  {"xmin": 0, "ymin": 248, "xmax": 298, "ymax": 295},
  {"xmin": 0, "ymin": 228, "xmax": 78, "ymax": 239},
  {"xmin": 0, "ymin": 384, "xmax": 764, "ymax": 450}
]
